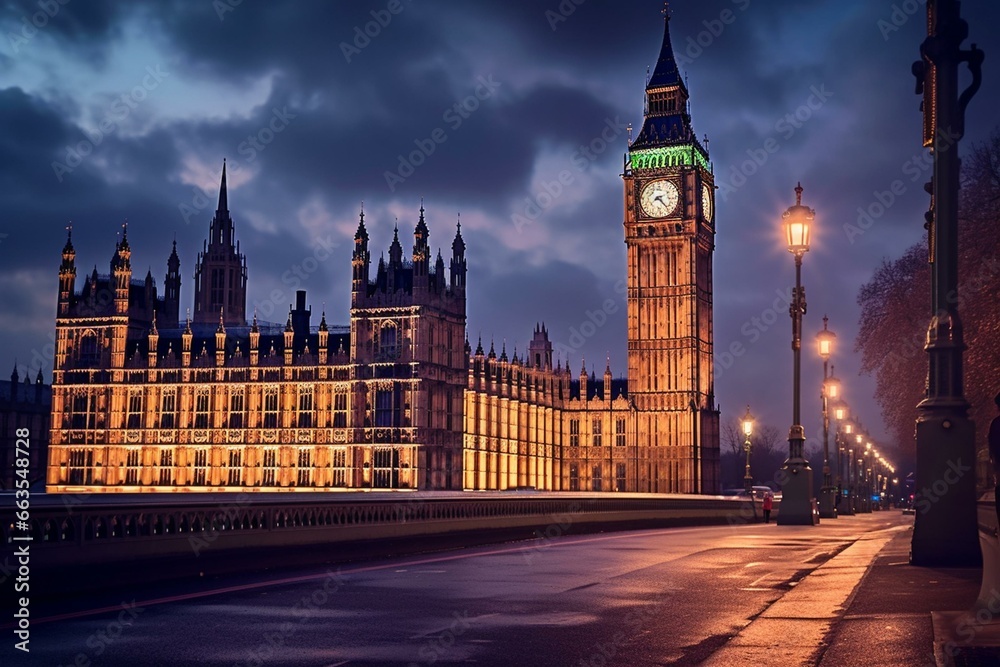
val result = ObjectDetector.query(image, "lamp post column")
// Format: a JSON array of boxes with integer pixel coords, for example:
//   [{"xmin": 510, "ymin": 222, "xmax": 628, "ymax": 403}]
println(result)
[
  {"xmin": 910, "ymin": 0, "xmax": 983, "ymax": 566},
  {"xmin": 777, "ymin": 184, "xmax": 815, "ymax": 526}
]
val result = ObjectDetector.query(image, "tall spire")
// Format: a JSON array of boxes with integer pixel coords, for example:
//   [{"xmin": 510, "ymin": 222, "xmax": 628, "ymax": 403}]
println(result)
[
  {"xmin": 217, "ymin": 159, "xmax": 229, "ymax": 214},
  {"xmin": 648, "ymin": 3, "xmax": 684, "ymax": 91}
]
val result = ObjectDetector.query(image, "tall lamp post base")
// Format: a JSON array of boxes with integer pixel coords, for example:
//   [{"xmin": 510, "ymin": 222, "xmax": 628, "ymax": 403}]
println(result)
[
  {"xmin": 819, "ymin": 484, "xmax": 838, "ymax": 519},
  {"xmin": 777, "ymin": 455, "xmax": 817, "ymax": 526},
  {"xmin": 911, "ymin": 414, "xmax": 980, "ymax": 566}
]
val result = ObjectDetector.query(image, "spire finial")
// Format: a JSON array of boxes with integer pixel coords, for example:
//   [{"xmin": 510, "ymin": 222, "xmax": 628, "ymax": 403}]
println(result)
[
  {"xmin": 662, "ymin": 1, "xmax": 670, "ymax": 20},
  {"xmin": 360, "ymin": 200, "xmax": 365, "ymax": 223},
  {"xmin": 218, "ymin": 159, "xmax": 229, "ymax": 213},
  {"xmin": 823, "ymin": 314, "xmax": 829, "ymax": 330},
  {"xmin": 795, "ymin": 182, "xmax": 803, "ymax": 206}
]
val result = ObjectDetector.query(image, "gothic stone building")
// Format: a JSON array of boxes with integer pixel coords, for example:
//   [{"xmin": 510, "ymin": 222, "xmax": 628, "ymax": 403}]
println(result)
[{"xmin": 46, "ymin": 13, "xmax": 720, "ymax": 494}]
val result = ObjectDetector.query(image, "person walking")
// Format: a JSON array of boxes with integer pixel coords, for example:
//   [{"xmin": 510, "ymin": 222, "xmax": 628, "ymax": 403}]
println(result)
[{"xmin": 762, "ymin": 491, "xmax": 773, "ymax": 524}]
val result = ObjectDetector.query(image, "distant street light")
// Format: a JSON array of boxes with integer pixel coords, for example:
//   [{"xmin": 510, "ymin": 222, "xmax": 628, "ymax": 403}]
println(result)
[
  {"xmin": 777, "ymin": 184, "xmax": 816, "ymax": 526},
  {"xmin": 742, "ymin": 406, "xmax": 754, "ymax": 493},
  {"xmin": 816, "ymin": 316, "xmax": 839, "ymax": 519}
]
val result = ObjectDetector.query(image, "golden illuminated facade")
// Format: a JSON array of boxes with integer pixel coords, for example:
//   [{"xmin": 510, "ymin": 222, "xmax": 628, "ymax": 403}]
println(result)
[{"xmin": 47, "ymin": 13, "xmax": 719, "ymax": 494}]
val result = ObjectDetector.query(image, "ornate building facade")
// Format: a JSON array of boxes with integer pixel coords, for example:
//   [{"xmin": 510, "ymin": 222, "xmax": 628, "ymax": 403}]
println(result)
[{"xmin": 46, "ymin": 12, "xmax": 719, "ymax": 494}]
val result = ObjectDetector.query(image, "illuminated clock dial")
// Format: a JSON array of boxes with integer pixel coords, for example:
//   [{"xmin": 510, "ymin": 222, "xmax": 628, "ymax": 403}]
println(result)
[
  {"xmin": 640, "ymin": 179, "xmax": 679, "ymax": 218},
  {"xmin": 702, "ymin": 184, "xmax": 714, "ymax": 222}
]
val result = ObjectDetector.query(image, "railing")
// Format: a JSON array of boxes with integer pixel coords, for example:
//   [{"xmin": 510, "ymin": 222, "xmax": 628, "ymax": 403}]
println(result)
[{"xmin": 16, "ymin": 491, "xmax": 762, "ymax": 568}]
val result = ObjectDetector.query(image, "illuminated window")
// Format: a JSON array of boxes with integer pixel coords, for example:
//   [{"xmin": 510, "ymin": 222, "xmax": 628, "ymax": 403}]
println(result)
[
  {"xmin": 71, "ymin": 391, "xmax": 96, "ymax": 429},
  {"xmin": 297, "ymin": 450, "xmax": 312, "ymax": 486},
  {"xmin": 229, "ymin": 390, "xmax": 244, "ymax": 428},
  {"xmin": 263, "ymin": 387, "xmax": 279, "ymax": 428},
  {"xmin": 569, "ymin": 419, "xmax": 580, "ymax": 447},
  {"xmin": 194, "ymin": 389, "xmax": 210, "ymax": 429},
  {"xmin": 372, "ymin": 448, "xmax": 399, "ymax": 488},
  {"xmin": 332, "ymin": 449, "xmax": 347, "ymax": 487},
  {"xmin": 161, "ymin": 390, "xmax": 176, "ymax": 429},
  {"xmin": 126, "ymin": 390, "xmax": 143, "ymax": 429},
  {"xmin": 68, "ymin": 449, "xmax": 93, "ymax": 485},
  {"xmin": 592, "ymin": 419, "xmax": 602, "ymax": 447},
  {"xmin": 262, "ymin": 449, "xmax": 277, "ymax": 486},
  {"xmin": 159, "ymin": 449, "xmax": 173, "ymax": 485},
  {"xmin": 616, "ymin": 418, "xmax": 626, "ymax": 447},
  {"xmin": 227, "ymin": 450, "xmax": 242, "ymax": 486},
  {"xmin": 125, "ymin": 450, "xmax": 140, "ymax": 485},
  {"xmin": 333, "ymin": 392, "xmax": 348, "ymax": 428},
  {"xmin": 193, "ymin": 450, "xmax": 207, "ymax": 486},
  {"xmin": 569, "ymin": 464, "xmax": 579, "ymax": 491},
  {"xmin": 297, "ymin": 387, "xmax": 313, "ymax": 428}
]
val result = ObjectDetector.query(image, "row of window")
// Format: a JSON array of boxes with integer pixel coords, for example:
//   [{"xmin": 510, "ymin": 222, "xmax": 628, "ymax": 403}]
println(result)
[
  {"xmin": 568, "ymin": 418, "xmax": 628, "ymax": 447},
  {"xmin": 64, "ymin": 448, "xmax": 387, "ymax": 488},
  {"xmin": 66, "ymin": 389, "xmax": 352, "ymax": 430},
  {"xmin": 567, "ymin": 463, "xmax": 628, "ymax": 492}
]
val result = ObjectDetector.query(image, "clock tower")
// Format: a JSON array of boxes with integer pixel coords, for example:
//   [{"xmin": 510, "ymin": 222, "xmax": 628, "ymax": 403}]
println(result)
[{"xmin": 623, "ymin": 8, "xmax": 719, "ymax": 493}]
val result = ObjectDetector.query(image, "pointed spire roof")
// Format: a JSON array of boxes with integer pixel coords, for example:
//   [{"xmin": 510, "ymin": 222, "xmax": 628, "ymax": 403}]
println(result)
[
  {"xmin": 355, "ymin": 203, "xmax": 368, "ymax": 242},
  {"xmin": 35, "ymin": 368, "xmax": 43, "ymax": 384},
  {"xmin": 62, "ymin": 224, "xmax": 75, "ymax": 257},
  {"xmin": 475, "ymin": 336, "xmax": 484, "ymax": 356},
  {"xmin": 452, "ymin": 214, "xmax": 465, "ymax": 253},
  {"xmin": 11, "ymin": 363, "xmax": 18, "ymax": 383},
  {"xmin": 251, "ymin": 309, "xmax": 260, "ymax": 333},
  {"xmin": 500, "ymin": 341, "xmax": 508, "ymax": 363},
  {"xmin": 217, "ymin": 308, "xmax": 226, "ymax": 334},
  {"xmin": 285, "ymin": 306, "xmax": 293, "ymax": 332},
  {"xmin": 319, "ymin": 308, "xmax": 328, "ymax": 332},
  {"xmin": 488, "ymin": 339, "xmax": 496, "ymax": 360},
  {"xmin": 168, "ymin": 239, "xmax": 180, "ymax": 270},
  {"xmin": 217, "ymin": 159, "xmax": 229, "ymax": 213},
  {"xmin": 648, "ymin": 4, "xmax": 684, "ymax": 91}
]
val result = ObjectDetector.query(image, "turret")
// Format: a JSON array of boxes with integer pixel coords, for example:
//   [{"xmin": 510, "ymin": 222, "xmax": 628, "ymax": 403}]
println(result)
[
  {"xmin": 412, "ymin": 202, "xmax": 430, "ymax": 292},
  {"xmin": 283, "ymin": 308, "xmax": 294, "ymax": 366},
  {"xmin": 148, "ymin": 313, "xmax": 159, "ymax": 368},
  {"xmin": 112, "ymin": 223, "xmax": 131, "ymax": 316},
  {"xmin": 318, "ymin": 309, "xmax": 329, "ymax": 365},
  {"xmin": 249, "ymin": 311, "xmax": 260, "ymax": 366},
  {"xmin": 164, "ymin": 240, "xmax": 181, "ymax": 328},
  {"xmin": 604, "ymin": 357, "xmax": 613, "ymax": 401},
  {"xmin": 58, "ymin": 226, "xmax": 76, "ymax": 316},
  {"xmin": 181, "ymin": 313, "xmax": 193, "ymax": 367},
  {"xmin": 352, "ymin": 206, "xmax": 370, "ymax": 305},
  {"xmin": 450, "ymin": 218, "xmax": 466, "ymax": 290},
  {"xmin": 10, "ymin": 364, "xmax": 18, "ymax": 402},
  {"xmin": 579, "ymin": 358, "xmax": 588, "ymax": 401},
  {"xmin": 215, "ymin": 309, "xmax": 226, "ymax": 367}
]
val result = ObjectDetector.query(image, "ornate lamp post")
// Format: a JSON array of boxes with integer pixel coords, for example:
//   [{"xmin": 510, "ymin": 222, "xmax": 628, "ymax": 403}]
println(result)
[
  {"xmin": 777, "ymin": 183, "xmax": 816, "ymax": 525},
  {"xmin": 834, "ymin": 404, "xmax": 854, "ymax": 515},
  {"xmin": 817, "ymin": 315, "xmax": 840, "ymax": 519},
  {"xmin": 742, "ymin": 406, "xmax": 755, "ymax": 493},
  {"xmin": 910, "ymin": 0, "xmax": 983, "ymax": 566}
]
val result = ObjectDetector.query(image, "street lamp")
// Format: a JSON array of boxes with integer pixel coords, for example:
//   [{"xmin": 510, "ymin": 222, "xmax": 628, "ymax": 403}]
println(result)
[
  {"xmin": 816, "ymin": 316, "xmax": 839, "ymax": 519},
  {"xmin": 742, "ymin": 406, "xmax": 754, "ymax": 493},
  {"xmin": 777, "ymin": 183, "xmax": 816, "ymax": 526},
  {"xmin": 833, "ymin": 404, "xmax": 854, "ymax": 516}
]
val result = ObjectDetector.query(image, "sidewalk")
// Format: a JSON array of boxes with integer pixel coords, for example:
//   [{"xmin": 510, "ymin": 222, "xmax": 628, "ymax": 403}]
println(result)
[{"xmin": 703, "ymin": 515, "xmax": 995, "ymax": 666}]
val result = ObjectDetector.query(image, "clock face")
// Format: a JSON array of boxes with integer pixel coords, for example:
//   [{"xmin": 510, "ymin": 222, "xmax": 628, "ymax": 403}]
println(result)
[
  {"xmin": 640, "ymin": 179, "xmax": 679, "ymax": 218},
  {"xmin": 702, "ymin": 184, "xmax": 714, "ymax": 222}
]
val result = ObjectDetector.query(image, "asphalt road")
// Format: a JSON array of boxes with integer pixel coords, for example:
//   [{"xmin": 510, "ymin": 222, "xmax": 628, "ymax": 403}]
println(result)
[{"xmin": 21, "ymin": 512, "xmax": 910, "ymax": 667}]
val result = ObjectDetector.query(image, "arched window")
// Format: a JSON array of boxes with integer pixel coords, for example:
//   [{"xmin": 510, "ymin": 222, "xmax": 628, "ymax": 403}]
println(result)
[
  {"xmin": 379, "ymin": 323, "xmax": 398, "ymax": 361},
  {"xmin": 79, "ymin": 331, "xmax": 99, "ymax": 367}
]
